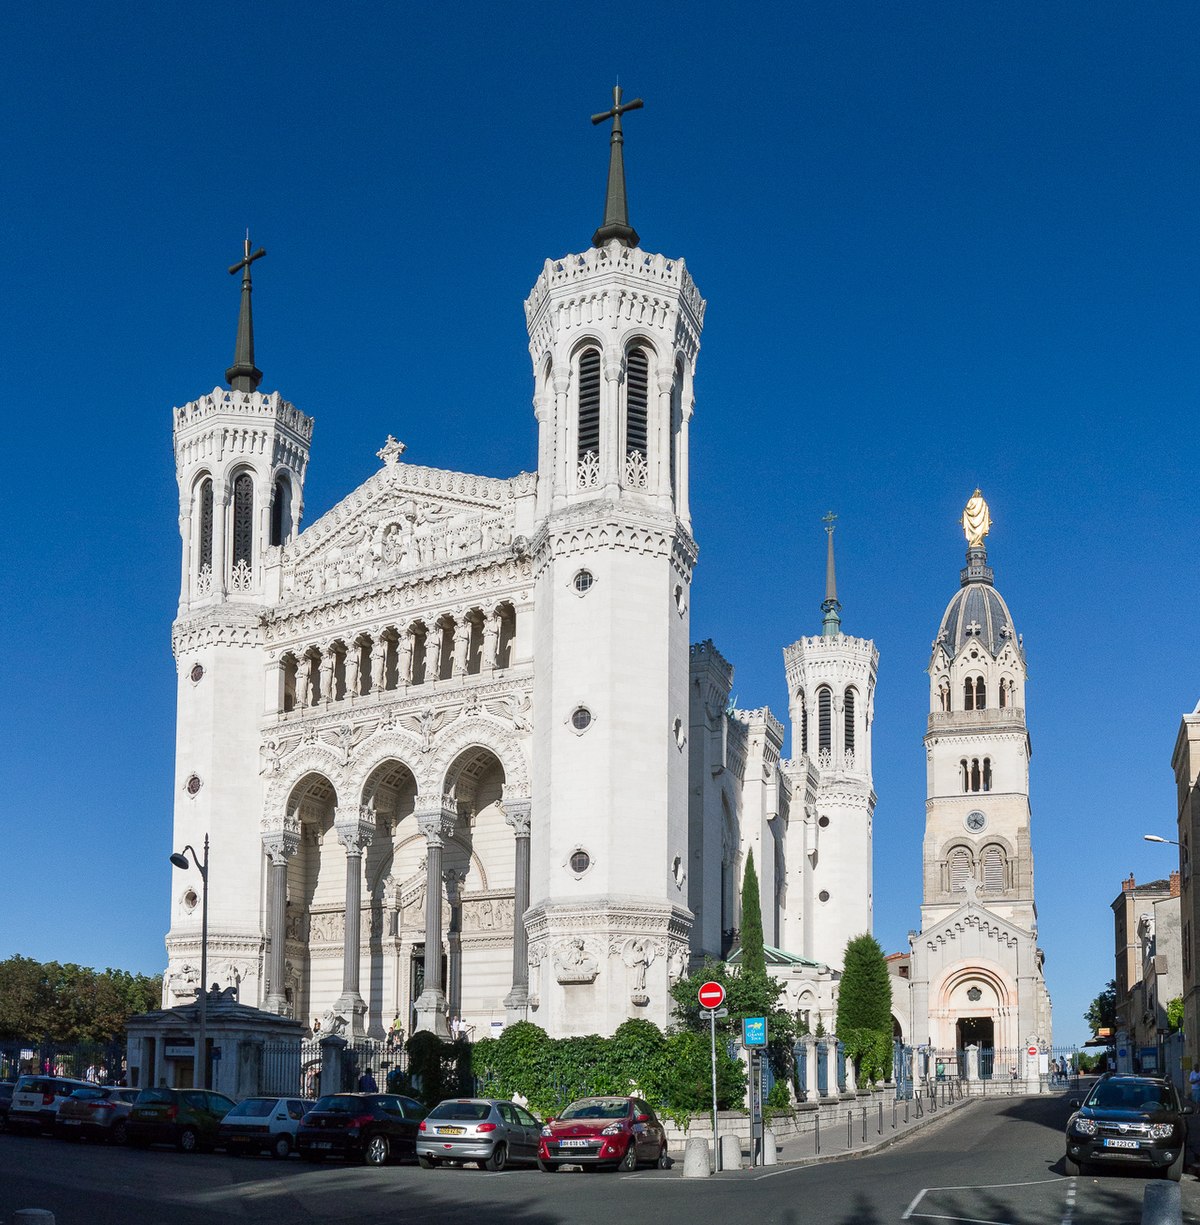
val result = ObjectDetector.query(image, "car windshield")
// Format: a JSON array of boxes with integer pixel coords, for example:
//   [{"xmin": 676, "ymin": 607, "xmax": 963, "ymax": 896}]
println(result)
[
  {"xmin": 559, "ymin": 1100, "xmax": 629, "ymax": 1120},
  {"xmin": 16, "ymin": 1079, "xmax": 53, "ymax": 1094},
  {"xmin": 312, "ymin": 1096, "xmax": 363, "ymax": 1114},
  {"xmin": 225, "ymin": 1098, "xmax": 277, "ymax": 1117},
  {"xmin": 428, "ymin": 1101, "xmax": 492, "ymax": 1120},
  {"xmin": 1088, "ymin": 1081, "xmax": 1175, "ymax": 1110}
]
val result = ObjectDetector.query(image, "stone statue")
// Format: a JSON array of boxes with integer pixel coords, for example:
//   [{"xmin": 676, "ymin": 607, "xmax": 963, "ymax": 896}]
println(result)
[
  {"xmin": 554, "ymin": 938, "xmax": 599, "ymax": 983},
  {"xmin": 961, "ymin": 489, "xmax": 991, "ymax": 547}
]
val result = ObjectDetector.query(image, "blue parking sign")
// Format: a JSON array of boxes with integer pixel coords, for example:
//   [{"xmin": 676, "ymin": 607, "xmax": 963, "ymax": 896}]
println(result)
[{"xmin": 743, "ymin": 1016, "xmax": 768, "ymax": 1047}]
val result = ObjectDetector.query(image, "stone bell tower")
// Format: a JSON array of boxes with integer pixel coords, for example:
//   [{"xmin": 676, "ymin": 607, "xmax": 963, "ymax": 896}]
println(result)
[
  {"xmin": 165, "ymin": 240, "xmax": 312, "ymax": 1008},
  {"xmin": 524, "ymin": 88, "xmax": 705, "ymax": 1035}
]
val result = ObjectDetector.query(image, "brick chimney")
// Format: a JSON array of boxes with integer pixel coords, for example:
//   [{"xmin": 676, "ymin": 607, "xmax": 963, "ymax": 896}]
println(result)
[
  {"xmin": 1123, "ymin": 874, "xmax": 1136, "ymax": 893},
  {"xmin": 1171, "ymin": 870, "xmax": 1181, "ymax": 898}
]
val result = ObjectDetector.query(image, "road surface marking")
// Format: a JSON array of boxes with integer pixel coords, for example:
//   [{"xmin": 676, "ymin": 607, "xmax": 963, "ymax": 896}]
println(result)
[{"xmin": 901, "ymin": 1178, "xmax": 1062, "ymax": 1222}]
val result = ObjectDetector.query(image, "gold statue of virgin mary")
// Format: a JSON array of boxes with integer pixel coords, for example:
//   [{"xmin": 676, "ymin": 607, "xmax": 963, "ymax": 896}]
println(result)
[{"xmin": 961, "ymin": 489, "xmax": 991, "ymax": 547}]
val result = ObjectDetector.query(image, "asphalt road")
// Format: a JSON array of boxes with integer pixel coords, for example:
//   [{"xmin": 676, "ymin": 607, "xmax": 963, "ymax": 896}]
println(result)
[{"xmin": 2, "ymin": 1094, "xmax": 1199, "ymax": 1225}]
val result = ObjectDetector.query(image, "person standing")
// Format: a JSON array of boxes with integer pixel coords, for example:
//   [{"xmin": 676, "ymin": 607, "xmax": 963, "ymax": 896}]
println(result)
[
  {"xmin": 358, "ymin": 1068, "xmax": 378, "ymax": 1093},
  {"xmin": 1188, "ymin": 1065, "xmax": 1200, "ymax": 1105}
]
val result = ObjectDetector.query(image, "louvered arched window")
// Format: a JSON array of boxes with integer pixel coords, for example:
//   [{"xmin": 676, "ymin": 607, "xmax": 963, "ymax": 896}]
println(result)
[
  {"xmin": 949, "ymin": 848, "xmax": 973, "ymax": 892},
  {"xmin": 576, "ymin": 347, "xmax": 601, "ymax": 468},
  {"xmin": 198, "ymin": 478, "xmax": 214, "ymax": 573},
  {"xmin": 799, "ymin": 694, "xmax": 808, "ymax": 754},
  {"xmin": 232, "ymin": 472, "xmax": 254, "ymax": 568},
  {"xmin": 817, "ymin": 687, "xmax": 832, "ymax": 753},
  {"xmin": 625, "ymin": 347, "xmax": 649, "ymax": 467},
  {"xmin": 982, "ymin": 845, "xmax": 1006, "ymax": 892},
  {"xmin": 844, "ymin": 688, "xmax": 857, "ymax": 756},
  {"xmin": 974, "ymin": 677, "xmax": 986, "ymax": 710}
]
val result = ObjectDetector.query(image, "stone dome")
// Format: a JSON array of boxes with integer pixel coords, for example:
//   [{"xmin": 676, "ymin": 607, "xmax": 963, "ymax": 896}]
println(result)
[{"xmin": 934, "ymin": 546, "xmax": 1020, "ymax": 660}]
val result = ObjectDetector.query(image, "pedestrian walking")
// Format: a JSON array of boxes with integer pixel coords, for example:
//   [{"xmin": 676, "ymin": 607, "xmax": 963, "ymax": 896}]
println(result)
[
  {"xmin": 358, "ymin": 1068, "xmax": 378, "ymax": 1093},
  {"xmin": 1188, "ymin": 1066, "xmax": 1200, "ymax": 1105}
]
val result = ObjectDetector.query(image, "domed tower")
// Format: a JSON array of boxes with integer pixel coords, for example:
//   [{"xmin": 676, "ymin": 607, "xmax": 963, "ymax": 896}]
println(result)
[
  {"xmin": 524, "ymin": 88, "xmax": 704, "ymax": 1035},
  {"xmin": 782, "ymin": 515, "xmax": 878, "ymax": 967},
  {"xmin": 908, "ymin": 491, "xmax": 1051, "ymax": 1058},
  {"xmin": 165, "ymin": 240, "xmax": 312, "ymax": 1011}
]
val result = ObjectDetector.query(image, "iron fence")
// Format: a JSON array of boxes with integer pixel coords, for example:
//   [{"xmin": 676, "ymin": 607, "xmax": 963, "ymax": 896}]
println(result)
[{"xmin": 0, "ymin": 1040, "xmax": 128, "ymax": 1085}]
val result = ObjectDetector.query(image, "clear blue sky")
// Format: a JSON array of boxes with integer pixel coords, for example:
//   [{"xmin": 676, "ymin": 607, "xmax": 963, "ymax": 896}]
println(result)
[{"xmin": 3, "ymin": 2, "xmax": 1197, "ymax": 1049}]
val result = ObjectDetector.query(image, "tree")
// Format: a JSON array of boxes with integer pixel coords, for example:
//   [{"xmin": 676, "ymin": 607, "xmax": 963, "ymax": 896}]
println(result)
[
  {"xmin": 1167, "ymin": 997, "xmax": 1184, "ymax": 1033},
  {"xmin": 835, "ymin": 934, "xmax": 893, "ymax": 1085},
  {"xmin": 739, "ymin": 850, "xmax": 766, "ymax": 977},
  {"xmin": 1085, "ymin": 980, "xmax": 1118, "ymax": 1036}
]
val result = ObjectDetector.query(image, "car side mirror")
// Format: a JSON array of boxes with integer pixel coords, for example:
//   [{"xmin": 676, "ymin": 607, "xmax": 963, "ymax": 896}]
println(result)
[{"xmin": 1069, "ymin": 1099, "xmax": 1081, "ymax": 1109}]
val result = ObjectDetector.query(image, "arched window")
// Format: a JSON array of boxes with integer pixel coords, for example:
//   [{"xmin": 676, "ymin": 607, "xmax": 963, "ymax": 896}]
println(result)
[
  {"xmin": 949, "ymin": 848, "xmax": 973, "ymax": 892},
  {"xmin": 970, "ymin": 759, "xmax": 981, "ymax": 792},
  {"xmin": 270, "ymin": 475, "xmax": 292, "ymax": 547},
  {"xmin": 960, "ymin": 759, "xmax": 969, "ymax": 793},
  {"xmin": 624, "ymin": 347, "xmax": 649, "ymax": 485},
  {"xmin": 232, "ymin": 472, "xmax": 254, "ymax": 568},
  {"xmin": 198, "ymin": 478, "xmax": 214, "ymax": 572},
  {"xmin": 817, "ymin": 687, "xmax": 832, "ymax": 753},
  {"xmin": 844, "ymin": 688, "xmax": 857, "ymax": 756},
  {"xmin": 799, "ymin": 694, "xmax": 808, "ymax": 755},
  {"xmin": 998, "ymin": 678, "xmax": 1007, "ymax": 708},
  {"xmin": 982, "ymin": 845, "xmax": 1006, "ymax": 892},
  {"xmin": 983, "ymin": 758, "xmax": 992, "ymax": 791},
  {"xmin": 974, "ymin": 677, "xmax": 986, "ymax": 710},
  {"xmin": 576, "ymin": 347, "xmax": 601, "ymax": 471}
]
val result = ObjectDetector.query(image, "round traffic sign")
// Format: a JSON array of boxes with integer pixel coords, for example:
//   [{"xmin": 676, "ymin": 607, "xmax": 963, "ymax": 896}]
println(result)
[
  {"xmin": 1027, "ymin": 1046, "xmax": 1038, "ymax": 1056},
  {"xmin": 698, "ymin": 981, "xmax": 725, "ymax": 1009}
]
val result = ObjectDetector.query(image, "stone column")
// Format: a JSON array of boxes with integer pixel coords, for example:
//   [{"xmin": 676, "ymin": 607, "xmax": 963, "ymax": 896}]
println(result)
[
  {"xmin": 444, "ymin": 868, "xmax": 467, "ymax": 1023},
  {"xmin": 677, "ymin": 399, "xmax": 693, "ymax": 525},
  {"xmin": 654, "ymin": 369, "xmax": 674, "ymax": 499},
  {"xmin": 333, "ymin": 807, "xmax": 376, "ymax": 1037},
  {"xmin": 503, "ymin": 795, "xmax": 532, "ymax": 1022},
  {"xmin": 533, "ymin": 391, "xmax": 552, "ymax": 518},
  {"xmin": 804, "ymin": 1038, "xmax": 819, "ymax": 1103},
  {"xmin": 414, "ymin": 798, "xmax": 455, "ymax": 1037},
  {"xmin": 213, "ymin": 484, "xmax": 229, "ymax": 596},
  {"xmin": 179, "ymin": 511, "xmax": 192, "ymax": 605},
  {"xmin": 262, "ymin": 822, "xmax": 300, "ymax": 1014},
  {"xmin": 602, "ymin": 348, "xmax": 622, "ymax": 498},
  {"xmin": 966, "ymin": 1044, "xmax": 979, "ymax": 1083},
  {"xmin": 552, "ymin": 365, "xmax": 570, "ymax": 510}
]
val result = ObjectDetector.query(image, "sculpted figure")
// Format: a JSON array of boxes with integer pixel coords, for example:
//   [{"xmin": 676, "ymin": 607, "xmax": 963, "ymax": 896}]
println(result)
[{"xmin": 961, "ymin": 489, "xmax": 991, "ymax": 547}]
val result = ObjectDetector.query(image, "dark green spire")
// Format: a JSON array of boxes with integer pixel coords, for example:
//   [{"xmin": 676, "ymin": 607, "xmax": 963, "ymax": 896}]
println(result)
[
  {"xmin": 821, "ymin": 511, "xmax": 842, "ymax": 637},
  {"xmin": 225, "ymin": 234, "xmax": 266, "ymax": 392},
  {"xmin": 590, "ymin": 84, "xmax": 643, "ymax": 248}
]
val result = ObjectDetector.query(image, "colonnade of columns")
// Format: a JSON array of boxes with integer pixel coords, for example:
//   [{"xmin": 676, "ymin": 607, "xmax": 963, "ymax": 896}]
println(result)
[
  {"xmin": 277, "ymin": 604, "xmax": 517, "ymax": 713},
  {"xmin": 261, "ymin": 791, "xmax": 533, "ymax": 1037}
]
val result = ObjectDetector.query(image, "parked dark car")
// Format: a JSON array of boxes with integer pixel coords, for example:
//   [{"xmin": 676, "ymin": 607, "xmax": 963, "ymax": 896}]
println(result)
[
  {"xmin": 1064, "ymin": 1074, "xmax": 1192, "ymax": 1180},
  {"xmin": 296, "ymin": 1093, "xmax": 424, "ymax": 1166},
  {"xmin": 538, "ymin": 1096, "xmax": 669, "ymax": 1172},
  {"xmin": 54, "ymin": 1086, "xmax": 141, "ymax": 1144},
  {"xmin": 0, "ymin": 1082, "xmax": 14, "ymax": 1131},
  {"xmin": 126, "ymin": 1087, "xmax": 237, "ymax": 1152},
  {"xmin": 417, "ymin": 1098, "xmax": 543, "ymax": 1170}
]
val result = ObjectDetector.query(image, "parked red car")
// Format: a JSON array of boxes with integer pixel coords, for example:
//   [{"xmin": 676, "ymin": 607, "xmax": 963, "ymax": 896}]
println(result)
[{"xmin": 538, "ymin": 1096, "xmax": 669, "ymax": 1172}]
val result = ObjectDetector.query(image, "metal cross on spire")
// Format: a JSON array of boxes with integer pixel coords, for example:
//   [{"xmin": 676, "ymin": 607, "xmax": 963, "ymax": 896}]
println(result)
[
  {"xmin": 591, "ymin": 84, "xmax": 643, "ymax": 249},
  {"xmin": 226, "ymin": 232, "xmax": 266, "ymax": 393},
  {"xmin": 820, "ymin": 511, "xmax": 842, "ymax": 637}
]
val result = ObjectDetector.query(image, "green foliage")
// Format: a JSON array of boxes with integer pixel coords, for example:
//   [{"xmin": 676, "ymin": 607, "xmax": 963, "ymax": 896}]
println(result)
[
  {"xmin": 404, "ymin": 1030, "xmax": 472, "ymax": 1107},
  {"xmin": 1167, "ymin": 997, "xmax": 1184, "ymax": 1033},
  {"xmin": 739, "ymin": 851, "xmax": 766, "ymax": 978},
  {"xmin": 0, "ymin": 956, "xmax": 162, "ymax": 1043},
  {"xmin": 766, "ymin": 1079, "xmax": 792, "ymax": 1109},
  {"xmin": 835, "ymin": 935, "xmax": 892, "ymax": 1086},
  {"xmin": 1085, "ymin": 980, "xmax": 1118, "ymax": 1036}
]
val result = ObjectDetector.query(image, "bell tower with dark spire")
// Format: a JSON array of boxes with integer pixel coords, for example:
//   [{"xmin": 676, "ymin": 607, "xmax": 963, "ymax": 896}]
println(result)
[
  {"xmin": 523, "ymin": 88, "xmax": 705, "ymax": 1035},
  {"xmin": 782, "ymin": 516, "xmax": 878, "ymax": 968},
  {"xmin": 165, "ymin": 239, "xmax": 313, "ymax": 1018}
]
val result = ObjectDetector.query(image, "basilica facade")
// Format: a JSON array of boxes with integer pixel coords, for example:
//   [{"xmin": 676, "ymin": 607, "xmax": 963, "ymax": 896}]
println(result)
[{"xmin": 163, "ymin": 97, "xmax": 878, "ymax": 1040}]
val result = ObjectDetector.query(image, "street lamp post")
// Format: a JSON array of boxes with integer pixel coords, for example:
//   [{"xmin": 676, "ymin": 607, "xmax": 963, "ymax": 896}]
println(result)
[
  {"xmin": 1144, "ymin": 833, "xmax": 1189, "ymax": 876},
  {"xmin": 170, "ymin": 834, "xmax": 210, "ymax": 1089}
]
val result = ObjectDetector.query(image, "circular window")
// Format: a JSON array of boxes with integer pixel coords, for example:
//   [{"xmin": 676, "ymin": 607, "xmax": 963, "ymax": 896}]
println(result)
[
  {"xmin": 189, "ymin": 663, "xmax": 204, "ymax": 683},
  {"xmin": 573, "ymin": 570, "xmax": 594, "ymax": 594},
  {"xmin": 182, "ymin": 889, "xmax": 198, "ymax": 912},
  {"xmin": 571, "ymin": 707, "xmax": 592, "ymax": 732},
  {"xmin": 570, "ymin": 850, "xmax": 591, "ymax": 874},
  {"xmin": 818, "ymin": 816, "xmax": 830, "ymax": 828},
  {"xmin": 185, "ymin": 774, "xmax": 203, "ymax": 796},
  {"xmin": 818, "ymin": 890, "xmax": 830, "ymax": 902}
]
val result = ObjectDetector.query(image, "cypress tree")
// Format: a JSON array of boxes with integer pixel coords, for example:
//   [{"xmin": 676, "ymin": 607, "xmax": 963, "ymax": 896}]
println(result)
[
  {"xmin": 835, "ymin": 933, "xmax": 893, "ymax": 1084},
  {"xmin": 739, "ymin": 850, "xmax": 766, "ymax": 977}
]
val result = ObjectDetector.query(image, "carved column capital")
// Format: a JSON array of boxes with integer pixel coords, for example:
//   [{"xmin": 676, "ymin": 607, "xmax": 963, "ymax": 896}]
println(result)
[
  {"xmin": 502, "ymin": 796, "xmax": 532, "ymax": 838},
  {"xmin": 442, "ymin": 867, "xmax": 468, "ymax": 905},
  {"xmin": 334, "ymin": 807, "xmax": 376, "ymax": 856},
  {"xmin": 655, "ymin": 369, "xmax": 675, "ymax": 396},
  {"xmin": 261, "ymin": 819, "xmax": 301, "ymax": 866},
  {"xmin": 416, "ymin": 795, "xmax": 457, "ymax": 847}
]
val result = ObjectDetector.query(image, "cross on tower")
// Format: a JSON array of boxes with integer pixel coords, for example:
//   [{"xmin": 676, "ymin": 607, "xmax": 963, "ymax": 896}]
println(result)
[
  {"xmin": 591, "ymin": 85, "xmax": 644, "ymax": 248},
  {"xmin": 822, "ymin": 510, "xmax": 837, "ymax": 536},
  {"xmin": 965, "ymin": 619, "xmax": 982, "ymax": 636},
  {"xmin": 225, "ymin": 232, "xmax": 266, "ymax": 392},
  {"xmin": 229, "ymin": 234, "xmax": 266, "ymax": 282}
]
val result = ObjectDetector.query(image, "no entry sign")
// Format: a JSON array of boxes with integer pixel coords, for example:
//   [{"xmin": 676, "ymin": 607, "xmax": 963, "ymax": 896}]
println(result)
[
  {"xmin": 1027, "ymin": 1046, "xmax": 1038, "ymax": 1056},
  {"xmin": 698, "ymin": 981, "xmax": 726, "ymax": 1010}
]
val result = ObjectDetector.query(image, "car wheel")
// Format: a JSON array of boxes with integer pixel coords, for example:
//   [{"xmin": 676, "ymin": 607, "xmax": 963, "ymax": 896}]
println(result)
[
  {"xmin": 537, "ymin": 1158, "xmax": 557, "ymax": 1173},
  {"xmin": 418, "ymin": 1154, "xmax": 435, "ymax": 1169},
  {"xmin": 272, "ymin": 1135, "xmax": 292, "ymax": 1159},
  {"xmin": 619, "ymin": 1141, "xmax": 638, "ymax": 1172},
  {"xmin": 111, "ymin": 1121, "xmax": 128, "ymax": 1146},
  {"xmin": 1164, "ymin": 1151, "xmax": 1184, "ymax": 1182},
  {"xmin": 177, "ymin": 1126, "xmax": 199, "ymax": 1154},
  {"xmin": 657, "ymin": 1143, "xmax": 670, "ymax": 1169},
  {"xmin": 1063, "ymin": 1154, "xmax": 1080, "ymax": 1176},
  {"xmin": 364, "ymin": 1134, "xmax": 390, "ymax": 1167},
  {"xmin": 485, "ymin": 1142, "xmax": 508, "ymax": 1172}
]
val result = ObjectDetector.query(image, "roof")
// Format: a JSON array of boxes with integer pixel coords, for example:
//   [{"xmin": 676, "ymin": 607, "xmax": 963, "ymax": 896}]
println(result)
[
  {"xmin": 127, "ymin": 987, "xmax": 304, "ymax": 1033},
  {"xmin": 934, "ymin": 546, "xmax": 1021, "ymax": 661},
  {"xmin": 727, "ymin": 944, "xmax": 827, "ymax": 969}
]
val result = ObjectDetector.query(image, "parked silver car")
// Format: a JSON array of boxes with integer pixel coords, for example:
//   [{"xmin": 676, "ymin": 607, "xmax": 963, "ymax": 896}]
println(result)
[
  {"xmin": 219, "ymin": 1096, "xmax": 315, "ymax": 1157},
  {"xmin": 417, "ymin": 1098, "xmax": 543, "ymax": 1171},
  {"xmin": 54, "ymin": 1086, "xmax": 141, "ymax": 1144}
]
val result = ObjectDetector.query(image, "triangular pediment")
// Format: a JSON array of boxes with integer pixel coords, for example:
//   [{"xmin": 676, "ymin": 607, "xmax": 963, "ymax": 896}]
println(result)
[{"xmin": 920, "ymin": 899, "xmax": 1034, "ymax": 951}]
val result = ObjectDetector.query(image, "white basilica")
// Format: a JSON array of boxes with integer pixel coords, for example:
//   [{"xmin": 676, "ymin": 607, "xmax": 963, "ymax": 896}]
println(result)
[{"xmin": 163, "ymin": 92, "xmax": 878, "ymax": 1040}]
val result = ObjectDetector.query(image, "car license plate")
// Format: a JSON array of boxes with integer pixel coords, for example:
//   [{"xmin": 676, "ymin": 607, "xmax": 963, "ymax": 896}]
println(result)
[
  {"xmin": 61, "ymin": 1119, "xmax": 81, "ymax": 1125},
  {"xmin": 1103, "ymin": 1138, "xmax": 1139, "ymax": 1149},
  {"xmin": 438, "ymin": 1126, "xmax": 465, "ymax": 1135},
  {"xmin": 559, "ymin": 1139, "xmax": 590, "ymax": 1148},
  {"xmin": 312, "ymin": 1141, "xmax": 332, "ymax": 1149}
]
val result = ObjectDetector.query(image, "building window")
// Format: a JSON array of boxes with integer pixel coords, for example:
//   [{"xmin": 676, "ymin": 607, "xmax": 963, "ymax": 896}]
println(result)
[
  {"xmin": 818, "ymin": 890, "xmax": 830, "ymax": 902},
  {"xmin": 999, "ymin": 678, "xmax": 1007, "ymax": 708},
  {"xmin": 817, "ymin": 687, "xmax": 832, "ymax": 753},
  {"xmin": 198, "ymin": 478, "xmax": 214, "ymax": 572},
  {"xmin": 982, "ymin": 845, "xmax": 1006, "ymax": 891},
  {"xmin": 964, "ymin": 676, "xmax": 986, "ymax": 711},
  {"xmin": 960, "ymin": 758, "xmax": 969, "ymax": 793},
  {"xmin": 571, "ymin": 707, "xmax": 592, "ymax": 732},
  {"xmin": 970, "ymin": 759, "xmax": 981, "ymax": 792},
  {"xmin": 844, "ymin": 688, "xmax": 856, "ymax": 756},
  {"xmin": 232, "ymin": 472, "xmax": 254, "ymax": 567},
  {"xmin": 270, "ymin": 476, "xmax": 292, "ymax": 547},
  {"xmin": 949, "ymin": 847, "xmax": 972, "ymax": 891},
  {"xmin": 573, "ymin": 569, "xmax": 594, "ymax": 594},
  {"xmin": 983, "ymin": 757, "xmax": 992, "ymax": 792},
  {"xmin": 570, "ymin": 849, "xmax": 591, "ymax": 874},
  {"xmin": 576, "ymin": 347, "xmax": 601, "ymax": 467},
  {"xmin": 818, "ymin": 815, "xmax": 830, "ymax": 828},
  {"xmin": 975, "ymin": 677, "xmax": 986, "ymax": 710},
  {"xmin": 799, "ymin": 694, "xmax": 808, "ymax": 754},
  {"xmin": 624, "ymin": 346, "xmax": 649, "ymax": 486}
]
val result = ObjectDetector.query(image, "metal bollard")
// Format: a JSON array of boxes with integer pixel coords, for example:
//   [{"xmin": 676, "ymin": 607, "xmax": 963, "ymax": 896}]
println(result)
[
  {"xmin": 815, "ymin": 1111, "xmax": 820, "ymax": 1155},
  {"xmin": 861, "ymin": 1107, "xmax": 867, "ymax": 1142},
  {"xmin": 878, "ymin": 1101, "xmax": 884, "ymax": 1134},
  {"xmin": 1141, "ymin": 1181, "xmax": 1181, "ymax": 1225},
  {"xmin": 682, "ymin": 1136, "xmax": 711, "ymax": 1178},
  {"xmin": 847, "ymin": 1112, "xmax": 853, "ymax": 1146}
]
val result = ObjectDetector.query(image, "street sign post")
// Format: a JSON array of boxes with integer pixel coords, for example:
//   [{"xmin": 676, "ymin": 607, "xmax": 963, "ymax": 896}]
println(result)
[
  {"xmin": 742, "ymin": 1017, "xmax": 768, "ymax": 1165},
  {"xmin": 698, "ymin": 982, "xmax": 727, "ymax": 1171},
  {"xmin": 743, "ymin": 1016, "xmax": 768, "ymax": 1047}
]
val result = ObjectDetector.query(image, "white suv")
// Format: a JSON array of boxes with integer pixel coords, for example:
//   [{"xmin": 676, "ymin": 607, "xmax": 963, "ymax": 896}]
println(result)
[{"xmin": 8, "ymin": 1075, "xmax": 93, "ymax": 1134}]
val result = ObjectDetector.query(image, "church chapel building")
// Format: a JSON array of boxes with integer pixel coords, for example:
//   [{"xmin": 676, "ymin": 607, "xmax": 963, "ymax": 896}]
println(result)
[{"xmin": 163, "ymin": 93, "xmax": 879, "ymax": 1041}]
